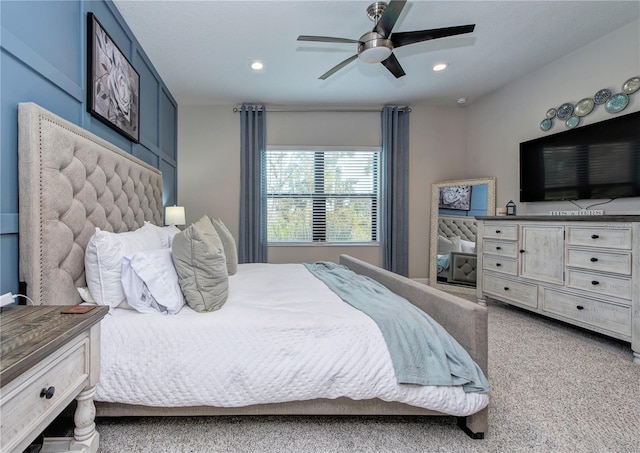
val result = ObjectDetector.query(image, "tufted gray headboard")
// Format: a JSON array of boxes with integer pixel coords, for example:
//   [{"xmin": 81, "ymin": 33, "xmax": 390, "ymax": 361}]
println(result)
[
  {"xmin": 438, "ymin": 215, "xmax": 477, "ymax": 242},
  {"xmin": 18, "ymin": 103, "xmax": 163, "ymax": 306}
]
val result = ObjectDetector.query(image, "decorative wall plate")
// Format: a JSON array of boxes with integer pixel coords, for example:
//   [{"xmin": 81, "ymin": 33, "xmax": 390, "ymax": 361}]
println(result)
[
  {"xmin": 556, "ymin": 103, "xmax": 574, "ymax": 120},
  {"xmin": 574, "ymin": 98, "xmax": 594, "ymax": 117},
  {"xmin": 540, "ymin": 118, "xmax": 552, "ymax": 131},
  {"xmin": 546, "ymin": 108, "xmax": 557, "ymax": 119},
  {"xmin": 605, "ymin": 93, "xmax": 629, "ymax": 113},
  {"xmin": 565, "ymin": 115, "xmax": 579, "ymax": 129},
  {"xmin": 593, "ymin": 88, "xmax": 612, "ymax": 104},
  {"xmin": 622, "ymin": 76, "xmax": 640, "ymax": 94}
]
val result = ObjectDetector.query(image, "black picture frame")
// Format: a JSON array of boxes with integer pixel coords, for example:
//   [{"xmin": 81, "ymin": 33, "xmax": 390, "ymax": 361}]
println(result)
[
  {"xmin": 438, "ymin": 185, "xmax": 472, "ymax": 211},
  {"xmin": 87, "ymin": 13, "xmax": 140, "ymax": 143}
]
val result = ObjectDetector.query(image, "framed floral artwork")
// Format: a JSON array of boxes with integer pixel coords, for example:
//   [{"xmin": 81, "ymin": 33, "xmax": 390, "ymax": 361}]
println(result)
[
  {"xmin": 87, "ymin": 13, "xmax": 140, "ymax": 142},
  {"xmin": 438, "ymin": 185, "xmax": 472, "ymax": 210}
]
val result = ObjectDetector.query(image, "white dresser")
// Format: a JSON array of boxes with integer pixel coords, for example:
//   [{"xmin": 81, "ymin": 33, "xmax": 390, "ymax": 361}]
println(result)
[{"xmin": 476, "ymin": 216, "xmax": 640, "ymax": 364}]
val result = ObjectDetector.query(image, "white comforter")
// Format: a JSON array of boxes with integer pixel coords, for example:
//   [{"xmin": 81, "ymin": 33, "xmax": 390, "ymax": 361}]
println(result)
[{"xmin": 95, "ymin": 263, "xmax": 488, "ymax": 416}]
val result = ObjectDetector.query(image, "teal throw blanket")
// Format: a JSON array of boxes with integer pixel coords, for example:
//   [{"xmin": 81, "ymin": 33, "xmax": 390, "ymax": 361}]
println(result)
[{"xmin": 304, "ymin": 262, "xmax": 489, "ymax": 393}]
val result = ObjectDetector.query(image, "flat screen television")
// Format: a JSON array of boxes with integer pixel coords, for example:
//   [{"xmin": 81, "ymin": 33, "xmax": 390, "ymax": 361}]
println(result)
[{"xmin": 519, "ymin": 110, "xmax": 640, "ymax": 202}]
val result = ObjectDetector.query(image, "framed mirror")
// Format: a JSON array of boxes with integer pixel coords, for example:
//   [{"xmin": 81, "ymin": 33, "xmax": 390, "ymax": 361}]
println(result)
[{"xmin": 429, "ymin": 177, "xmax": 496, "ymax": 295}]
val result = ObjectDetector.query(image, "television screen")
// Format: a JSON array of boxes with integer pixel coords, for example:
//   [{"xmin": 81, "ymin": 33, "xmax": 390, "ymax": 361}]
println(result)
[{"xmin": 520, "ymin": 111, "xmax": 640, "ymax": 202}]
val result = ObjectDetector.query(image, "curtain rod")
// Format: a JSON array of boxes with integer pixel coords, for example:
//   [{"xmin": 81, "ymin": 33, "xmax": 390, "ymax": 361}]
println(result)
[{"xmin": 232, "ymin": 106, "xmax": 410, "ymax": 113}]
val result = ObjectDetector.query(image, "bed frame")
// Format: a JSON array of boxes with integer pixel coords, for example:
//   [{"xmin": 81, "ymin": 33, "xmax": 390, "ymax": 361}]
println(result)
[{"xmin": 18, "ymin": 102, "xmax": 488, "ymax": 439}]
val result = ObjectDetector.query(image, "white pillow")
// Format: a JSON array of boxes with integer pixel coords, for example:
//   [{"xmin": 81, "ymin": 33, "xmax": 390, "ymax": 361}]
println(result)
[
  {"xmin": 121, "ymin": 248, "xmax": 185, "ymax": 315},
  {"xmin": 460, "ymin": 239, "xmax": 476, "ymax": 254},
  {"xmin": 144, "ymin": 221, "xmax": 181, "ymax": 248},
  {"xmin": 85, "ymin": 223, "xmax": 164, "ymax": 309}
]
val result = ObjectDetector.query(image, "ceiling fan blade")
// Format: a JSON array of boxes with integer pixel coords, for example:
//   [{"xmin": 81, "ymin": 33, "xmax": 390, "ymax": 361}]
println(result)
[
  {"xmin": 391, "ymin": 24, "xmax": 476, "ymax": 48},
  {"xmin": 373, "ymin": 0, "xmax": 407, "ymax": 38},
  {"xmin": 319, "ymin": 54, "xmax": 359, "ymax": 80},
  {"xmin": 298, "ymin": 35, "xmax": 359, "ymax": 44},
  {"xmin": 380, "ymin": 53, "xmax": 406, "ymax": 78}
]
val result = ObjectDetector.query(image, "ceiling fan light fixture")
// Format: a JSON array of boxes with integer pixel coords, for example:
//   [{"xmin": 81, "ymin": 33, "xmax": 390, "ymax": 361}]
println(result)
[
  {"xmin": 432, "ymin": 62, "xmax": 449, "ymax": 72},
  {"xmin": 357, "ymin": 33, "xmax": 393, "ymax": 63},
  {"xmin": 250, "ymin": 61, "xmax": 264, "ymax": 71}
]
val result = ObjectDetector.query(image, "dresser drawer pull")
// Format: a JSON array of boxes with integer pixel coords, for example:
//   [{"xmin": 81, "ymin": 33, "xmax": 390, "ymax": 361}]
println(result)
[
  {"xmin": 40, "ymin": 386, "xmax": 55, "ymax": 399},
  {"xmin": 496, "ymin": 246, "xmax": 502, "ymax": 250},
  {"xmin": 519, "ymin": 249, "xmax": 525, "ymax": 253},
  {"xmin": 503, "ymin": 287, "xmax": 510, "ymax": 291},
  {"xmin": 590, "ymin": 257, "xmax": 598, "ymax": 262},
  {"xmin": 591, "ymin": 280, "xmax": 600, "ymax": 286},
  {"xmin": 591, "ymin": 234, "xmax": 599, "ymax": 239},
  {"xmin": 495, "ymin": 230, "xmax": 501, "ymax": 234},
  {"xmin": 576, "ymin": 305, "xmax": 585, "ymax": 310},
  {"xmin": 495, "ymin": 263, "xmax": 502, "ymax": 267}
]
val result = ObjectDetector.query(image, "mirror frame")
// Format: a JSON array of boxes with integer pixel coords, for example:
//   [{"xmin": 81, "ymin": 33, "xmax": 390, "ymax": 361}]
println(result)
[{"xmin": 429, "ymin": 177, "xmax": 496, "ymax": 296}]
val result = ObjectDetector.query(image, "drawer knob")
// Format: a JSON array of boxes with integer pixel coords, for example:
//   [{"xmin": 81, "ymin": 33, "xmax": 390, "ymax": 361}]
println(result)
[
  {"xmin": 576, "ymin": 305, "xmax": 585, "ymax": 310},
  {"xmin": 496, "ymin": 246, "xmax": 502, "ymax": 250},
  {"xmin": 503, "ymin": 287, "xmax": 510, "ymax": 291},
  {"xmin": 519, "ymin": 249, "xmax": 525, "ymax": 253},
  {"xmin": 496, "ymin": 263, "xmax": 502, "ymax": 267},
  {"xmin": 590, "ymin": 257, "xmax": 598, "ymax": 262},
  {"xmin": 40, "ymin": 386, "xmax": 55, "ymax": 399},
  {"xmin": 591, "ymin": 280, "xmax": 600, "ymax": 286},
  {"xmin": 495, "ymin": 230, "xmax": 501, "ymax": 234},
  {"xmin": 591, "ymin": 234, "xmax": 599, "ymax": 239}
]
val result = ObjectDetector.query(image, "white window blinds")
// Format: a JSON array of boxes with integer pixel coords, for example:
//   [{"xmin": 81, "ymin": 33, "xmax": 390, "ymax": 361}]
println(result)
[{"xmin": 265, "ymin": 148, "xmax": 380, "ymax": 243}]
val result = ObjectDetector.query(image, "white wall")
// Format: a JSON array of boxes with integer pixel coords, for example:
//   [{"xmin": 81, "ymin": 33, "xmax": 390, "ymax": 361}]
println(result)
[
  {"xmin": 465, "ymin": 20, "xmax": 640, "ymax": 214},
  {"xmin": 178, "ymin": 105, "xmax": 468, "ymax": 278}
]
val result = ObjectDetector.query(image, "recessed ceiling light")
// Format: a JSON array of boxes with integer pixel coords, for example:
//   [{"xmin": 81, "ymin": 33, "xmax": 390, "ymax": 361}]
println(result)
[
  {"xmin": 250, "ymin": 61, "xmax": 264, "ymax": 71},
  {"xmin": 432, "ymin": 63, "xmax": 449, "ymax": 72}
]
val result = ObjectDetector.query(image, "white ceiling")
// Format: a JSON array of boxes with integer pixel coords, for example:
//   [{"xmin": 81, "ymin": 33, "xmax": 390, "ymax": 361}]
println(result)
[{"xmin": 112, "ymin": 0, "xmax": 640, "ymax": 107}]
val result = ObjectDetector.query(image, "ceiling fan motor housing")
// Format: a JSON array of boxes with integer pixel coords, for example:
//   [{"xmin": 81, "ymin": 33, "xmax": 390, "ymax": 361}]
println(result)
[{"xmin": 358, "ymin": 32, "xmax": 393, "ymax": 63}]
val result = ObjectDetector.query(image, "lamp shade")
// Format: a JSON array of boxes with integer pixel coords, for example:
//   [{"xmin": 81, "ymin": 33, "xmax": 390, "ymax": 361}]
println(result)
[{"xmin": 165, "ymin": 206, "xmax": 186, "ymax": 226}]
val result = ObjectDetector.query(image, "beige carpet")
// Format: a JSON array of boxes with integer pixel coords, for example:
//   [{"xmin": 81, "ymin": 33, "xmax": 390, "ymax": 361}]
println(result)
[{"xmin": 90, "ymin": 300, "xmax": 639, "ymax": 452}]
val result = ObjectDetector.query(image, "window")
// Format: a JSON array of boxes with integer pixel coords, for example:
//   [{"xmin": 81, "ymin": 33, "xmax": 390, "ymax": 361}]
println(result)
[{"xmin": 265, "ymin": 147, "xmax": 380, "ymax": 244}]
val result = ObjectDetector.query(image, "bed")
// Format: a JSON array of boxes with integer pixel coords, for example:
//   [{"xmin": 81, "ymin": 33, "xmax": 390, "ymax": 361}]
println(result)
[
  {"xmin": 437, "ymin": 216, "xmax": 478, "ymax": 286},
  {"xmin": 17, "ymin": 102, "xmax": 489, "ymax": 445}
]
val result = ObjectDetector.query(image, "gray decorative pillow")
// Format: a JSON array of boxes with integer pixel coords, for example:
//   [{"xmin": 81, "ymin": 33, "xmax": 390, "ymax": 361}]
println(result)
[
  {"xmin": 212, "ymin": 217, "xmax": 238, "ymax": 275},
  {"xmin": 438, "ymin": 235, "xmax": 462, "ymax": 254},
  {"xmin": 171, "ymin": 218, "xmax": 228, "ymax": 312}
]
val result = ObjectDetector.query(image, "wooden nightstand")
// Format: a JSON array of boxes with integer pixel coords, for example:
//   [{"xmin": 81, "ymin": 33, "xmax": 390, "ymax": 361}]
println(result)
[{"xmin": 1, "ymin": 305, "xmax": 108, "ymax": 453}]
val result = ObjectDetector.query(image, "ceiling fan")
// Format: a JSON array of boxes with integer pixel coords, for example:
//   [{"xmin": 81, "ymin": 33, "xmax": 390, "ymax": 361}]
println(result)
[{"xmin": 297, "ymin": 0, "xmax": 475, "ymax": 80}]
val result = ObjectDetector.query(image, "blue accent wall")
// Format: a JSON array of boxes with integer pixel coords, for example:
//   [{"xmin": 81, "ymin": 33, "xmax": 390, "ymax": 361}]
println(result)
[{"xmin": 0, "ymin": 0, "xmax": 178, "ymax": 294}]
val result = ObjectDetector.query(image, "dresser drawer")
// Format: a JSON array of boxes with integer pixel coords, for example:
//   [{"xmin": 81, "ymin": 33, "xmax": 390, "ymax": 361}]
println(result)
[
  {"xmin": 566, "ymin": 248, "xmax": 632, "ymax": 276},
  {"xmin": 541, "ymin": 288, "xmax": 631, "ymax": 337},
  {"xmin": 482, "ymin": 240, "xmax": 519, "ymax": 258},
  {"xmin": 566, "ymin": 226, "xmax": 632, "ymax": 250},
  {"xmin": 483, "ymin": 256, "xmax": 518, "ymax": 275},
  {"xmin": 483, "ymin": 223, "xmax": 518, "ymax": 240},
  {"xmin": 0, "ymin": 337, "xmax": 89, "ymax": 453},
  {"xmin": 483, "ymin": 274, "xmax": 538, "ymax": 308},
  {"xmin": 566, "ymin": 269, "xmax": 632, "ymax": 300}
]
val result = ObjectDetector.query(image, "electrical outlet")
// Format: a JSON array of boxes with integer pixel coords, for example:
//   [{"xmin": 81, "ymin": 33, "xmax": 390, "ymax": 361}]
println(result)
[{"xmin": 0, "ymin": 292, "xmax": 15, "ymax": 307}]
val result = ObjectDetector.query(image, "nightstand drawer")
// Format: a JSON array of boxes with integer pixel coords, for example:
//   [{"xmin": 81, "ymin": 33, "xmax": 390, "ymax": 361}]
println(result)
[
  {"xmin": 566, "ymin": 248, "xmax": 632, "ymax": 276},
  {"xmin": 566, "ymin": 226, "xmax": 632, "ymax": 250},
  {"xmin": 566, "ymin": 269, "xmax": 632, "ymax": 300},
  {"xmin": 541, "ymin": 288, "xmax": 631, "ymax": 337},
  {"xmin": 483, "ymin": 256, "xmax": 518, "ymax": 275},
  {"xmin": 483, "ymin": 274, "xmax": 538, "ymax": 308},
  {"xmin": 483, "ymin": 223, "xmax": 518, "ymax": 240},
  {"xmin": 0, "ymin": 336, "xmax": 89, "ymax": 453},
  {"xmin": 482, "ymin": 240, "xmax": 519, "ymax": 258}
]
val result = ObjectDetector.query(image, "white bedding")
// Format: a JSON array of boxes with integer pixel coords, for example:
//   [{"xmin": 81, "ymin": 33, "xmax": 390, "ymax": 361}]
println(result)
[{"xmin": 95, "ymin": 263, "xmax": 488, "ymax": 416}]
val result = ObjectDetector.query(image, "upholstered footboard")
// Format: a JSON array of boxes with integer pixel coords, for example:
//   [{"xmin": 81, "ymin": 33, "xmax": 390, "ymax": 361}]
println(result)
[{"xmin": 339, "ymin": 255, "xmax": 489, "ymax": 437}]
